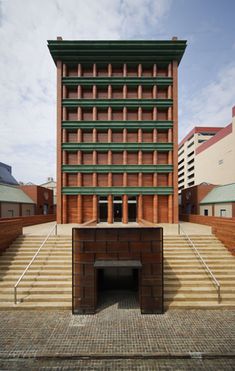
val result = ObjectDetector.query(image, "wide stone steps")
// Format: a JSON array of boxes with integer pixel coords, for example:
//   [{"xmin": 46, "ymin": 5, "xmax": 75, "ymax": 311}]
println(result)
[
  {"xmin": 0, "ymin": 234, "xmax": 72, "ymax": 310},
  {"xmin": 0, "ymin": 261, "xmax": 71, "ymax": 267},
  {"xmin": 1, "ymin": 233, "xmax": 235, "ymax": 310},
  {"xmin": 0, "ymin": 294, "xmax": 71, "ymax": 303},
  {"xmin": 163, "ymin": 234, "xmax": 235, "ymax": 309},
  {"xmin": 165, "ymin": 274, "xmax": 235, "ymax": 280}
]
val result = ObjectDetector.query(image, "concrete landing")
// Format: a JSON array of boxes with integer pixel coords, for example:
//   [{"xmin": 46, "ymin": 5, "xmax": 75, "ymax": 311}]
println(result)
[{"xmin": 23, "ymin": 221, "xmax": 212, "ymax": 236}]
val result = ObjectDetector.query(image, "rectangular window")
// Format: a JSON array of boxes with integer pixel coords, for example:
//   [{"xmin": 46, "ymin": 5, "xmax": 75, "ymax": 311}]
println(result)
[
  {"xmin": 8, "ymin": 210, "xmax": 14, "ymax": 217},
  {"xmin": 204, "ymin": 209, "xmax": 208, "ymax": 216},
  {"xmin": 220, "ymin": 209, "xmax": 226, "ymax": 217}
]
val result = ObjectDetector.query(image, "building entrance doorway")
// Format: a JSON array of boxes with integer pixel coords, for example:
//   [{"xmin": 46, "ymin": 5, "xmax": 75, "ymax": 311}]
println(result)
[
  {"xmin": 113, "ymin": 197, "xmax": 122, "ymax": 222},
  {"xmin": 128, "ymin": 196, "xmax": 137, "ymax": 222},
  {"xmin": 98, "ymin": 197, "xmax": 108, "ymax": 222}
]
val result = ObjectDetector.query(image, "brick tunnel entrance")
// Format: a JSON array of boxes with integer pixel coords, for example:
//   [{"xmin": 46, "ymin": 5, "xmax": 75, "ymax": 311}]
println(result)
[
  {"xmin": 98, "ymin": 267, "xmax": 139, "ymax": 290},
  {"xmin": 72, "ymin": 227, "xmax": 163, "ymax": 314},
  {"xmin": 97, "ymin": 267, "xmax": 139, "ymax": 305}
]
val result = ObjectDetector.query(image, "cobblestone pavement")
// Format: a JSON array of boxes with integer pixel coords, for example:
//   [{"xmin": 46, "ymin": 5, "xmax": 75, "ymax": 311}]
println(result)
[{"xmin": 0, "ymin": 291, "xmax": 235, "ymax": 370}]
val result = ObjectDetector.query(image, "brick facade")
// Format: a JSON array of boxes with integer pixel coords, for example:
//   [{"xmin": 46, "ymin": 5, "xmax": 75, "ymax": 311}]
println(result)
[{"xmin": 48, "ymin": 39, "xmax": 186, "ymax": 225}]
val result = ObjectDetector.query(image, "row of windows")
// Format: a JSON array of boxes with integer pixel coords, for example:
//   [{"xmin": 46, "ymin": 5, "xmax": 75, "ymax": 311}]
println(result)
[
  {"xmin": 65, "ymin": 151, "xmax": 169, "ymax": 165},
  {"xmin": 65, "ymin": 86, "xmax": 169, "ymax": 99},
  {"xmin": 66, "ymin": 64, "xmax": 171, "ymax": 78},
  {"xmin": 65, "ymin": 107, "xmax": 169, "ymax": 121},
  {"xmin": 65, "ymin": 173, "xmax": 170, "ymax": 187},
  {"xmin": 66, "ymin": 130, "xmax": 169, "ymax": 143}
]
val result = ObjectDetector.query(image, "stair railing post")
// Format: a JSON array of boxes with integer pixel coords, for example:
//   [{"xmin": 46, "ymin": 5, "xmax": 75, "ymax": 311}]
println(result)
[
  {"xmin": 178, "ymin": 223, "xmax": 180, "ymax": 235},
  {"xmin": 14, "ymin": 287, "xmax": 17, "ymax": 305}
]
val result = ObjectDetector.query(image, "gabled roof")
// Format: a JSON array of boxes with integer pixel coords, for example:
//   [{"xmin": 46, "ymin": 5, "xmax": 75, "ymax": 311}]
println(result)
[
  {"xmin": 200, "ymin": 183, "xmax": 235, "ymax": 204},
  {"xmin": 0, "ymin": 184, "xmax": 34, "ymax": 204}
]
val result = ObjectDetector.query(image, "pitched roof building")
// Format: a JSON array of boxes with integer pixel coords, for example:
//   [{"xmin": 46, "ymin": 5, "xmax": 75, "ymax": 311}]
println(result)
[{"xmin": 0, "ymin": 184, "xmax": 35, "ymax": 218}]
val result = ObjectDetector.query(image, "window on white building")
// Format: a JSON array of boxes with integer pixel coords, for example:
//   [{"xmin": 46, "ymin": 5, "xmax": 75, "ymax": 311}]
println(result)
[{"xmin": 220, "ymin": 209, "xmax": 226, "ymax": 217}]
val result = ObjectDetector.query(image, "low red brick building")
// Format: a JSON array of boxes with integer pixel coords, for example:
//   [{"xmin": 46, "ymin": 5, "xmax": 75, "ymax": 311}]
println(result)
[
  {"xmin": 19, "ymin": 185, "xmax": 54, "ymax": 215},
  {"xmin": 181, "ymin": 183, "xmax": 216, "ymax": 215}
]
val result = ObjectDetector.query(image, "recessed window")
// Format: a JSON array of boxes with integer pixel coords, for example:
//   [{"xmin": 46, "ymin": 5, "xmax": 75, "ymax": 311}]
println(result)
[
  {"xmin": 204, "ymin": 209, "xmax": 208, "ymax": 216},
  {"xmin": 220, "ymin": 209, "xmax": 226, "ymax": 217},
  {"xmin": 8, "ymin": 210, "xmax": 14, "ymax": 217}
]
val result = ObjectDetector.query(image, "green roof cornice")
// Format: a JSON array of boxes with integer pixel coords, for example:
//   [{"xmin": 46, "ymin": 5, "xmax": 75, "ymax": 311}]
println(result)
[{"xmin": 48, "ymin": 40, "xmax": 187, "ymax": 65}]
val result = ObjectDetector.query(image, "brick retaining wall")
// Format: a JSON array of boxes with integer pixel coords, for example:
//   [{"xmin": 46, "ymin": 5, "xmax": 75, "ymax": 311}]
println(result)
[
  {"xmin": 180, "ymin": 214, "xmax": 235, "ymax": 255},
  {"xmin": 0, "ymin": 214, "xmax": 56, "ymax": 253},
  {"xmin": 0, "ymin": 219, "xmax": 23, "ymax": 253},
  {"xmin": 0, "ymin": 214, "xmax": 56, "ymax": 227}
]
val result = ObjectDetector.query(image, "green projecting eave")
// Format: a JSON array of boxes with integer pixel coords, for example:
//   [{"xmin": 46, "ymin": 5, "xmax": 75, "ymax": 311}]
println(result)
[
  {"xmin": 62, "ymin": 98, "xmax": 172, "ymax": 108},
  {"xmin": 62, "ymin": 186, "xmax": 173, "ymax": 196},
  {"xmin": 200, "ymin": 183, "xmax": 235, "ymax": 205},
  {"xmin": 0, "ymin": 184, "xmax": 34, "ymax": 204},
  {"xmin": 62, "ymin": 120, "xmax": 173, "ymax": 130},
  {"xmin": 62, "ymin": 164, "xmax": 173, "ymax": 173},
  {"xmin": 48, "ymin": 40, "xmax": 187, "ymax": 64},
  {"xmin": 62, "ymin": 142, "xmax": 173, "ymax": 152},
  {"xmin": 62, "ymin": 77, "xmax": 173, "ymax": 87}
]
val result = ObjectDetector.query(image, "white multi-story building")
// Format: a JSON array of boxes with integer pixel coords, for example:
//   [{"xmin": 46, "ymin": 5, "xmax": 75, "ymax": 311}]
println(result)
[
  {"xmin": 195, "ymin": 107, "xmax": 235, "ymax": 185},
  {"xmin": 178, "ymin": 127, "xmax": 222, "ymax": 192}
]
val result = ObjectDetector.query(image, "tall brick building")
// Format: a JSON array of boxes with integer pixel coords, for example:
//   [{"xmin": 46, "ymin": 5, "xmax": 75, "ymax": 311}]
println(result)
[{"xmin": 48, "ymin": 38, "xmax": 186, "ymax": 225}]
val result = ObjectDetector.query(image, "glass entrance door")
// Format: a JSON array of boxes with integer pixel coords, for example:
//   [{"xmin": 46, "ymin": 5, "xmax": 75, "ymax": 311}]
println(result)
[
  {"xmin": 113, "ymin": 197, "xmax": 122, "ymax": 222},
  {"xmin": 128, "ymin": 197, "xmax": 137, "ymax": 222},
  {"xmin": 98, "ymin": 197, "xmax": 108, "ymax": 222}
]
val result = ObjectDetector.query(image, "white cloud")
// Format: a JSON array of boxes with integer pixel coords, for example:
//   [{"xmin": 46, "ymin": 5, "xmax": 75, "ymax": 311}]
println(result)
[
  {"xmin": 179, "ymin": 63, "xmax": 235, "ymax": 140},
  {"xmin": 0, "ymin": 0, "xmax": 171, "ymax": 184}
]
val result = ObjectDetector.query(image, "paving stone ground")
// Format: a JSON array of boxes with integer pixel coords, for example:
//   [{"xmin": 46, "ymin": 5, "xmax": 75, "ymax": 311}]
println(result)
[{"xmin": 0, "ymin": 291, "xmax": 235, "ymax": 370}]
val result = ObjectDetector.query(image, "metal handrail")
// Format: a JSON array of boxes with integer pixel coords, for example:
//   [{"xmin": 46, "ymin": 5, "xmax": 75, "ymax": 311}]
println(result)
[
  {"xmin": 14, "ymin": 223, "xmax": 57, "ymax": 304},
  {"xmin": 179, "ymin": 223, "xmax": 221, "ymax": 303}
]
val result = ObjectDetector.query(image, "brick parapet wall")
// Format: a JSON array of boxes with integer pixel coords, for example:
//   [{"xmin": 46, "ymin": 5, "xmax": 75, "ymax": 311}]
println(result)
[
  {"xmin": 180, "ymin": 214, "xmax": 235, "ymax": 255},
  {"xmin": 0, "ymin": 214, "xmax": 56, "ymax": 227},
  {"xmin": 0, "ymin": 215, "xmax": 56, "ymax": 253},
  {"xmin": 0, "ymin": 219, "xmax": 23, "ymax": 253}
]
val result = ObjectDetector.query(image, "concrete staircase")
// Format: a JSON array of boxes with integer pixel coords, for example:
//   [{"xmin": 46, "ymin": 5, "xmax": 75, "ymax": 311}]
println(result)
[
  {"xmin": 0, "ymin": 235, "xmax": 72, "ymax": 309},
  {"xmin": 0, "ymin": 233, "xmax": 235, "ymax": 310},
  {"xmin": 164, "ymin": 235, "xmax": 235, "ymax": 309}
]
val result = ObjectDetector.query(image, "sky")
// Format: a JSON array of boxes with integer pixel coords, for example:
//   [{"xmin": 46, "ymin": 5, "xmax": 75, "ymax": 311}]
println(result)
[{"xmin": 0, "ymin": 0, "xmax": 235, "ymax": 184}]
